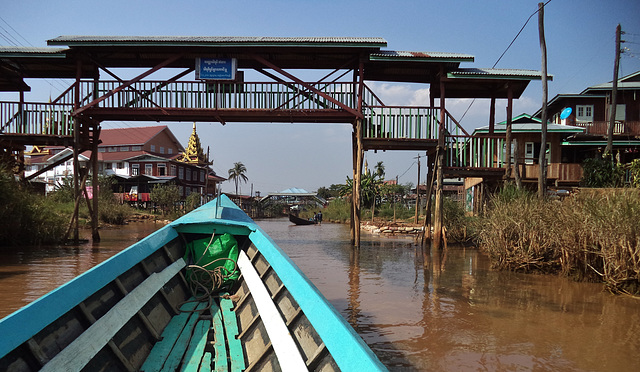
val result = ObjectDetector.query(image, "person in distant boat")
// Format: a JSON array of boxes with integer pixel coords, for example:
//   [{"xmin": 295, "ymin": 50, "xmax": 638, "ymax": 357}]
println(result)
[{"xmin": 316, "ymin": 211, "xmax": 322, "ymax": 224}]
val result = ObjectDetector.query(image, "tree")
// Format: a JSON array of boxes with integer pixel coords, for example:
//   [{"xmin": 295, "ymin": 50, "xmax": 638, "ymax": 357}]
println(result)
[
  {"xmin": 150, "ymin": 184, "xmax": 180, "ymax": 216},
  {"xmin": 317, "ymin": 184, "xmax": 342, "ymax": 199},
  {"xmin": 374, "ymin": 161, "xmax": 385, "ymax": 179},
  {"xmin": 228, "ymin": 162, "xmax": 248, "ymax": 195}
]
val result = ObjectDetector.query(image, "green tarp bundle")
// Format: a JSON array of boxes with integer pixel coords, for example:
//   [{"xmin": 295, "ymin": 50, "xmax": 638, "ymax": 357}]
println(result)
[{"xmin": 184, "ymin": 233, "xmax": 240, "ymax": 292}]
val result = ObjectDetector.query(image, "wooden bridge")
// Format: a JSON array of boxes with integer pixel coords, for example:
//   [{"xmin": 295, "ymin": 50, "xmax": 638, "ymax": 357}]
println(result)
[{"xmin": 0, "ymin": 36, "xmax": 544, "ymax": 246}]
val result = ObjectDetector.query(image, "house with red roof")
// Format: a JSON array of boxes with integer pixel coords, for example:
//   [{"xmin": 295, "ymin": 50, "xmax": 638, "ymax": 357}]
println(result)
[{"xmin": 26, "ymin": 125, "xmax": 225, "ymax": 202}]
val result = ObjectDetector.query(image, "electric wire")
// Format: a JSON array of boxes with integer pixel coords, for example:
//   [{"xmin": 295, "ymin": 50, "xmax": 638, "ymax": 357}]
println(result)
[{"xmin": 459, "ymin": 0, "xmax": 553, "ymax": 123}]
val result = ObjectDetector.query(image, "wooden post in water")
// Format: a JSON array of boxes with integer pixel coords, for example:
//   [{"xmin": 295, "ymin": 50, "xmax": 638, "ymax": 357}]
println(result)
[
  {"xmin": 414, "ymin": 153, "xmax": 421, "ymax": 224},
  {"xmin": 538, "ymin": 2, "xmax": 549, "ymax": 199},
  {"xmin": 71, "ymin": 60, "xmax": 82, "ymax": 243},
  {"xmin": 353, "ymin": 118, "xmax": 364, "ymax": 248},
  {"xmin": 91, "ymin": 124, "xmax": 101, "ymax": 242},
  {"xmin": 432, "ymin": 69, "xmax": 446, "ymax": 251}
]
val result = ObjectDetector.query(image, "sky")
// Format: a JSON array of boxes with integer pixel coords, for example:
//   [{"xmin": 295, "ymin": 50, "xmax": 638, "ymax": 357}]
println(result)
[{"xmin": 2, "ymin": 0, "xmax": 640, "ymax": 195}]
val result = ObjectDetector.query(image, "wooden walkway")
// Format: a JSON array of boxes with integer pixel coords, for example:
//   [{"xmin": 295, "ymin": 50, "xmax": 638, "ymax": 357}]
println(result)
[{"xmin": 0, "ymin": 81, "xmax": 506, "ymax": 170}]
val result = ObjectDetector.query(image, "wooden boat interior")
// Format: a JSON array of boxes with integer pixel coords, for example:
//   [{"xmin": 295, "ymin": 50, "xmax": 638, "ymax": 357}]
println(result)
[{"xmin": 0, "ymin": 196, "xmax": 385, "ymax": 371}]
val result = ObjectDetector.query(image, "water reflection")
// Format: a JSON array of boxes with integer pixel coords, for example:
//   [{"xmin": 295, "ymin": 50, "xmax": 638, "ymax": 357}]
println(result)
[
  {"xmin": 1, "ymin": 219, "xmax": 638, "ymax": 371},
  {"xmin": 0, "ymin": 222, "xmax": 163, "ymax": 318}
]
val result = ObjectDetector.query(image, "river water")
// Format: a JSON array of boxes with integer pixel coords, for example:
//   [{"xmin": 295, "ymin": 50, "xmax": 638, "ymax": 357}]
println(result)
[{"xmin": 0, "ymin": 219, "xmax": 638, "ymax": 371}]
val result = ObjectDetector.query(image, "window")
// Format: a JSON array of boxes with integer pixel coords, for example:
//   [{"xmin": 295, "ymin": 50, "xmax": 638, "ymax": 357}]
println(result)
[
  {"xmin": 178, "ymin": 167, "xmax": 184, "ymax": 180},
  {"xmin": 98, "ymin": 147, "xmax": 106, "ymax": 153},
  {"xmin": 576, "ymin": 105, "xmax": 593, "ymax": 122},
  {"xmin": 608, "ymin": 104, "xmax": 626, "ymax": 121},
  {"xmin": 132, "ymin": 164, "xmax": 139, "ymax": 176},
  {"xmin": 105, "ymin": 162, "xmax": 112, "ymax": 170},
  {"xmin": 108, "ymin": 147, "xmax": 117, "ymax": 152},
  {"xmin": 145, "ymin": 164, "xmax": 153, "ymax": 176},
  {"xmin": 158, "ymin": 164, "xmax": 166, "ymax": 176},
  {"xmin": 200, "ymin": 171, "xmax": 205, "ymax": 182},
  {"xmin": 131, "ymin": 145, "xmax": 142, "ymax": 151},
  {"xmin": 160, "ymin": 147, "xmax": 165, "ymax": 154},
  {"xmin": 170, "ymin": 165, "xmax": 177, "ymax": 176},
  {"xmin": 119, "ymin": 146, "xmax": 130, "ymax": 152},
  {"xmin": 168, "ymin": 148, "xmax": 173, "ymax": 154},
  {"xmin": 186, "ymin": 169, "xmax": 191, "ymax": 181},
  {"xmin": 117, "ymin": 162, "xmax": 124, "ymax": 169},
  {"xmin": 525, "ymin": 142, "xmax": 535, "ymax": 164},
  {"xmin": 150, "ymin": 145, "xmax": 156, "ymax": 152}
]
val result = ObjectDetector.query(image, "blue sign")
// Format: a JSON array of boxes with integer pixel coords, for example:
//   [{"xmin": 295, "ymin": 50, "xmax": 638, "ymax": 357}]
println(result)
[{"xmin": 196, "ymin": 58, "xmax": 237, "ymax": 80}]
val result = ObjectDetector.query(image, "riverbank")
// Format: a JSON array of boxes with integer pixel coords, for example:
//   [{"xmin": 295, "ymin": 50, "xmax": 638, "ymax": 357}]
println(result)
[{"xmin": 476, "ymin": 187, "xmax": 640, "ymax": 296}]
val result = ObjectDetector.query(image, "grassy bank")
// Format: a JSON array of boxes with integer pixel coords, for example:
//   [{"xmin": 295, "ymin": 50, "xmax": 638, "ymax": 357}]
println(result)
[{"xmin": 476, "ymin": 187, "xmax": 640, "ymax": 295}]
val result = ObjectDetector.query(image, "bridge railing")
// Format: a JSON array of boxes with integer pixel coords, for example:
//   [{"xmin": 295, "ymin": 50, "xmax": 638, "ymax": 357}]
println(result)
[
  {"xmin": 362, "ymin": 106, "xmax": 466, "ymax": 141},
  {"xmin": 445, "ymin": 135, "xmax": 506, "ymax": 169},
  {"xmin": 0, "ymin": 101, "xmax": 75, "ymax": 136},
  {"xmin": 81, "ymin": 81, "xmax": 363, "ymax": 111}
]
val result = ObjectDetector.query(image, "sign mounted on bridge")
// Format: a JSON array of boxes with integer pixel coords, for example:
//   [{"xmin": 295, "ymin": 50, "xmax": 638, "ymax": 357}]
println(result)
[{"xmin": 196, "ymin": 58, "xmax": 237, "ymax": 80}]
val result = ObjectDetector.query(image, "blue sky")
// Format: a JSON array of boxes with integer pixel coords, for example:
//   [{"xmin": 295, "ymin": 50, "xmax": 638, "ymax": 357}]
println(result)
[{"xmin": 2, "ymin": 0, "xmax": 640, "ymax": 194}]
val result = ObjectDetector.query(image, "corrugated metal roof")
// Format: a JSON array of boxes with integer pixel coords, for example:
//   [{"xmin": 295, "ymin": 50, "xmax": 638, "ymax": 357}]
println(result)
[
  {"xmin": 0, "ymin": 46, "xmax": 68, "ymax": 57},
  {"xmin": 584, "ymin": 70, "xmax": 640, "ymax": 91},
  {"xmin": 370, "ymin": 50, "xmax": 474, "ymax": 62},
  {"xmin": 48, "ymin": 36, "xmax": 387, "ymax": 48},
  {"xmin": 448, "ymin": 68, "xmax": 552, "ymax": 80}
]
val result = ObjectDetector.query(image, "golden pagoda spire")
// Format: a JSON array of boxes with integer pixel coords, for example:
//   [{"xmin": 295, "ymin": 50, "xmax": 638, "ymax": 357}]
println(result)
[{"xmin": 178, "ymin": 123, "xmax": 209, "ymax": 165}]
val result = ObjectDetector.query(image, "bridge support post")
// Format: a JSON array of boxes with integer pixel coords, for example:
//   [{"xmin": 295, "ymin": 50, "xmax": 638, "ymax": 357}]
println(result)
[
  {"xmin": 91, "ymin": 124, "xmax": 101, "ymax": 242},
  {"xmin": 351, "ymin": 118, "xmax": 363, "ymax": 248},
  {"xmin": 432, "ymin": 70, "xmax": 446, "ymax": 251}
]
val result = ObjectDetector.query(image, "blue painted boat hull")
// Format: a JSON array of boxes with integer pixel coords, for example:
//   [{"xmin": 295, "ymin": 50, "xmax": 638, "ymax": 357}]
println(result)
[{"xmin": 0, "ymin": 195, "xmax": 386, "ymax": 371}]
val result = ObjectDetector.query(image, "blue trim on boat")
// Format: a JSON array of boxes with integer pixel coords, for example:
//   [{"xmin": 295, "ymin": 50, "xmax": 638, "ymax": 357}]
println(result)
[
  {"xmin": 248, "ymin": 227, "xmax": 387, "ymax": 371},
  {"xmin": 0, "ymin": 224, "xmax": 178, "ymax": 359}
]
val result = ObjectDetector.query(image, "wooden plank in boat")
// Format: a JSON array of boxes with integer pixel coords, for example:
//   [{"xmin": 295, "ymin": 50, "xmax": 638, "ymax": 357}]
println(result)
[
  {"xmin": 141, "ymin": 301, "xmax": 198, "ymax": 372},
  {"xmin": 236, "ymin": 250, "xmax": 308, "ymax": 371},
  {"xmin": 39, "ymin": 259, "xmax": 186, "ymax": 372},
  {"xmin": 220, "ymin": 295, "xmax": 246, "ymax": 371},
  {"xmin": 162, "ymin": 302, "xmax": 208, "ymax": 371},
  {"xmin": 181, "ymin": 319, "xmax": 211, "ymax": 372},
  {"xmin": 199, "ymin": 352, "xmax": 212, "ymax": 372},
  {"xmin": 210, "ymin": 301, "xmax": 228, "ymax": 372}
]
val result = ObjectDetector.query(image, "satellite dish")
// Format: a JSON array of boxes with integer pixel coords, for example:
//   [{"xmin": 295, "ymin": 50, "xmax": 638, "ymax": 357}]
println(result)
[{"xmin": 560, "ymin": 107, "xmax": 572, "ymax": 120}]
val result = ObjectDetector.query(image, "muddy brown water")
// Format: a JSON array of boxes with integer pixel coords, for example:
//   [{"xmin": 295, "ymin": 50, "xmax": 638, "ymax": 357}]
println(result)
[{"xmin": 0, "ymin": 219, "xmax": 638, "ymax": 371}]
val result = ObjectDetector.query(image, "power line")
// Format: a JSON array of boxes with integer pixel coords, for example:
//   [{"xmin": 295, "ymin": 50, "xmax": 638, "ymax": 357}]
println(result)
[{"xmin": 459, "ymin": 0, "xmax": 553, "ymax": 123}]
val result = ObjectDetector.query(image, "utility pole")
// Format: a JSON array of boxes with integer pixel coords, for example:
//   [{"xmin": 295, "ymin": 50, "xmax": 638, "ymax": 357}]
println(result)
[
  {"xmin": 606, "ymin": 24, "xmax": 622, "ymax": 158},
  {"xmin": 414, "ymin": 154, "xmax": 421, "ymax": 224},
  {"xmin": 538, "ymin": 2, "xmax": 549, "ymax": 199}
]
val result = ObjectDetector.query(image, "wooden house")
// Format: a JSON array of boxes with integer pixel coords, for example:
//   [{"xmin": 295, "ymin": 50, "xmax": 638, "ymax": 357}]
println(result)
[
  {"xmin": 26, "ymin": 125, "xmax": 225, "ymax": 202},
  {"xmin": 539, "ymin": 70, "xmax": 640, "ymax": 163}
]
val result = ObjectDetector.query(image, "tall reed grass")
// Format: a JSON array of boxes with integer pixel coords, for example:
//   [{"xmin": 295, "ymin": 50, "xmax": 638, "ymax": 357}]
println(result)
[{"xmin": 477, "ymin": 187, "xmax": 640, "ymax": 294}]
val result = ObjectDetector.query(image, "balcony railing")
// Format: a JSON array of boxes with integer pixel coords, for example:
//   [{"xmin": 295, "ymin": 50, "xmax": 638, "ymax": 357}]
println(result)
[{"xmin": 572, "ymin": 121, "xmax": 640, "ymax": 136}]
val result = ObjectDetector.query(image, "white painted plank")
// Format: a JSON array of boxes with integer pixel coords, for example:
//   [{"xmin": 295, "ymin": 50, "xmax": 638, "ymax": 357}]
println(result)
[
  {"xmin": 41, "ymin": 259, "xmax": 186, "ymax": 372},
  {"xmin": 236, "ymin": 251, "xmax": 308, "ymax": 372}
]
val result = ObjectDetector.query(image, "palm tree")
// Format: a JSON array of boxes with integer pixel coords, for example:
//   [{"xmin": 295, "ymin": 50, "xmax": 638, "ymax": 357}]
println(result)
[
  {"xmin": 374, "ymin": 161, "xmax": 385, "ymax": 180},
  {"xmin": 228, "ymin": 162, "xmax": 248, "ymax": 195}
]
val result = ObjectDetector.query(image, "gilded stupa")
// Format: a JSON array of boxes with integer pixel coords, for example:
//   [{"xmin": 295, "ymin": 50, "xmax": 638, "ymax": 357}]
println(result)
[{"xmin": 178, "ymin": 123, "xmax": 210, "ymax": 166}]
